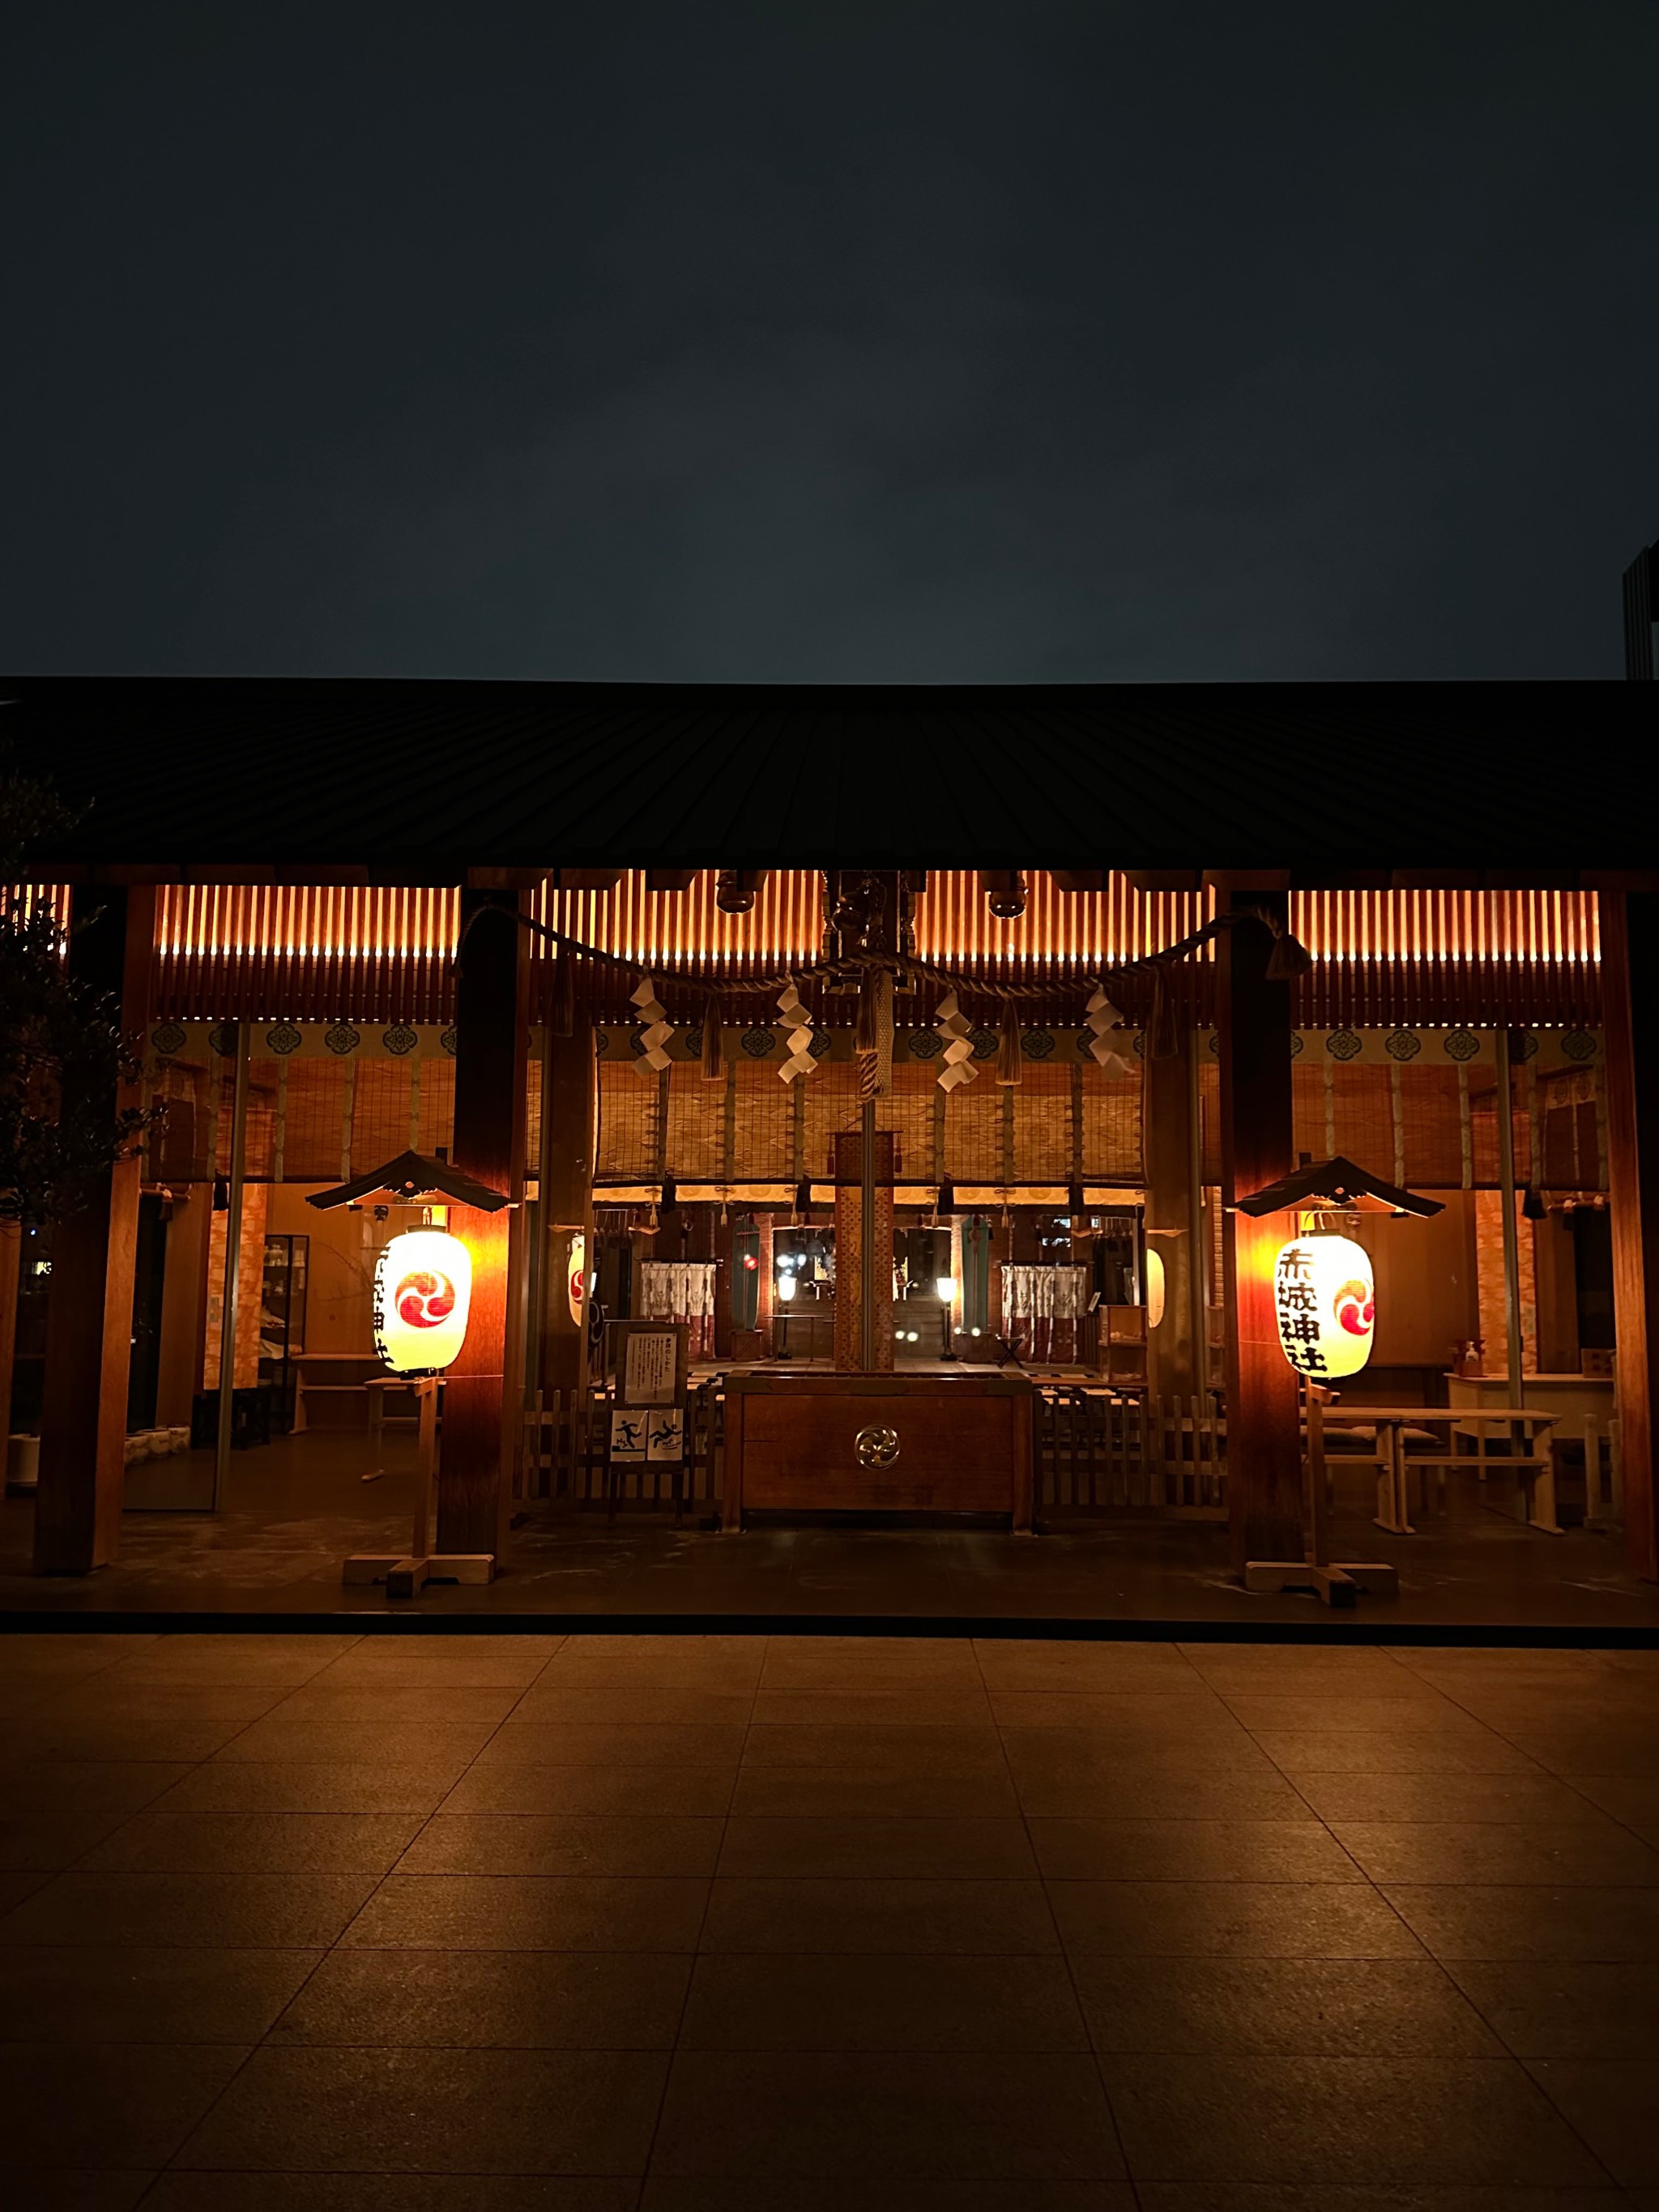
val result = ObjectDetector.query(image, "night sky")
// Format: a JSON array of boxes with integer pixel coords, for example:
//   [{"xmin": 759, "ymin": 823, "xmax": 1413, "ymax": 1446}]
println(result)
[{"xmin": 5, "ymin": 3, "xmax": 1656, "ymax": 684}]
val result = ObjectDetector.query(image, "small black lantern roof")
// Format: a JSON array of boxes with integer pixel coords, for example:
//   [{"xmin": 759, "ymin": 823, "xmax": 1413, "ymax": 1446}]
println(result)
[
  {"xmin": 304, "ymin": 1149, "xmax": 510, "ymax": 1215},
  {"xmin": 1233, "ymin": 1155, "xmax": 1443, "ymax": 1219}
]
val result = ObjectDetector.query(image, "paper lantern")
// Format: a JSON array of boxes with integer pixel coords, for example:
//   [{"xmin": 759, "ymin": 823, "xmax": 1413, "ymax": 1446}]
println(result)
[
  {"xmin": 373, "ymin": 1228, "xmax": 471, "ymax": 1375},
  {"xmin": 567, "ymin": 1232, "xmax": 586, "ymax": 1327},
  {"xmin": 1145, "ymin": 1247, "xmax": 1166, "ymax": 1330},
  {"xmin": 1273, "ymin": 1232, "xmax": 1375, "ymax": 1380}
]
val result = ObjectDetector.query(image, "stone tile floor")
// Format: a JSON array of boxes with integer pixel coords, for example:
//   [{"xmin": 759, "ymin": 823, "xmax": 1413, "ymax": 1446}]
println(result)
[{"xmin": 4, "ymin": 1630, "xmax": 1659, "ymax": 2207}]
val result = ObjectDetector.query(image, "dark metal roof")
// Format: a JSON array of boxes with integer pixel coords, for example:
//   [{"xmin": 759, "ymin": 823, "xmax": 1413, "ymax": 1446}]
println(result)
[{"xmin": 4, "ymin": 675, "xmax": 1652, "ymax": 878}]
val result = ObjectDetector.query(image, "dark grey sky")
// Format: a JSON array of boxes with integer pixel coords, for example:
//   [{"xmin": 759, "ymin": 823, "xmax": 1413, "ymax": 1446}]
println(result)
[{"xmin": 4, "ymin": 2, "xmax": 1655, "ymax": 683}]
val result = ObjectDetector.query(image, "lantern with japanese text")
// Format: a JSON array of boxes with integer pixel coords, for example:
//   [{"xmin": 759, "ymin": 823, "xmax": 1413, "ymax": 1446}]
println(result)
[
  {"xmin": 373, "ymin": 1228, "xmax": 472, "ymax": 1376},
  {"xmin": 1273, "ymin": 1230, "xmax": 1375, "ymax": 1381}
]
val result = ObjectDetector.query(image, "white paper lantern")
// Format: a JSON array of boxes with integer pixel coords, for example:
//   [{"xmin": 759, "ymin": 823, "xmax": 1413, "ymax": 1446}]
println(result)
[
  {"xmin": 373, "ymin": 1228, "xmax": 472, "ymax": 1375},
  {"xmin": 1145, "ymin": 1247, "xmax": 1166, "ymax": 1330},
  {"xmin": 1273, "ymin": 1232, "xmax": 1375, "ymax": 1381},
  {"xmin": 567, "ymin": 1232, "xmax": 586, "ymax": 1327}
]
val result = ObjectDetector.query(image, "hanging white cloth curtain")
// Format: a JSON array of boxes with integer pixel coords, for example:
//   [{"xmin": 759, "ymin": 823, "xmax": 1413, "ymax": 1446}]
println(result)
[
  {"xmin": 999, "ymin": 1264, "xmax": 1090, "ymax": 1364},
  {"xmin": 638, "ymin": 1260, "xmax": 719, "ymax": 1357}
]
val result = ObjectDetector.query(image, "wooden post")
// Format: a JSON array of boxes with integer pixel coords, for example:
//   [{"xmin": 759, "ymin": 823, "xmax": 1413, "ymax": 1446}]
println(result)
[
  {"xmin": 1145, "ymin": 1025, "xmax": 1199, "ymax": 1399},
  {"xmin": 0, "ymin": 1222, "xmax": 19, "ymax": 1445},
  {"xmin": 1493, "ymin": 1029, "xmax": 1526, "ymax": 1399},
  {"xmin": 833, "ymin": 1126, "xmax": 894, "ymax": 1372},
  {"xmin": 35, "ymin": 884, "xmax": 154, "ymax": 1573},
  {"xmin": 1601, "ymin": 890, "xmax": 1659, "ymax": 1581},
  {"xmin": 538, "ymin": 1014, "xmax": 595, "ymax": 1403},
  {"xmin": 1216, "ymin": 883, "xmax": 1304, "ymax": 1571},
  {"xmin": 212, "ymin": 1023, "xmax": 250, "ymax": 1512},
  {"xmin": 439, "ymin": 888, "xmax": 527, "ymax": 1561},
  {"xmin": 153, "ymin": 1189, "xmax": 212, "ymax": 1428}
]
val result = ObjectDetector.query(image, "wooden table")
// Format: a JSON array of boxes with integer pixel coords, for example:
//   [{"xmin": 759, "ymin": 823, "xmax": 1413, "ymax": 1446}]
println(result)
[
  {"xmin": 1447, "ymin": 1373, "xmax": 1617, "ymax": 1526},
  {"xmin": 1321, "ymin": 1403, "xmax": 1563, "ymax": 1536}
]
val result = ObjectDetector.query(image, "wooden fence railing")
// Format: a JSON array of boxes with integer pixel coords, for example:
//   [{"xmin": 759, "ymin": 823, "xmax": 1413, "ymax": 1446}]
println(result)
[
  {"xmin": 519, "ymin": 1381, "xmax": 722, "ymax": 1518},
  {"xmin": 1034, "ymin": 1388, "xmax": 1226, "ymax": 1518},
  {"xmin": 515, "ymin": 1379, "xmax": 1226, "ymax": 1524}
]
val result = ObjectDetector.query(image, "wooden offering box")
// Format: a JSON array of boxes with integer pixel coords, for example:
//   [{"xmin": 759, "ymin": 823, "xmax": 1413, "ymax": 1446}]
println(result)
[{"xmin": 723, "ymin": 1372, "xmax": 1034, "ymax": 1529}]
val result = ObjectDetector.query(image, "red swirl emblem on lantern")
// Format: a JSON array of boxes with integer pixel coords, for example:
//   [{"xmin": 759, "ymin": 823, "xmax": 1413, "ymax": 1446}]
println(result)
[
  {"xmin": 394, "ymin": 1269, "xmax": 456, "ymax": 1330},
  {"xmin": 1334, "ymin": 1278, "xmax": 1375, "ymax": 1339},
  {"xmin": 374, "ymin": 1228, "xmax": 472, "ymax": 1373}
]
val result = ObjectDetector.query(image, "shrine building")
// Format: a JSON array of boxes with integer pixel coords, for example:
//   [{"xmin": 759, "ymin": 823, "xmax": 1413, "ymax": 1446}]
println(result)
[{"xmin": 3, "ymin": 674, "xmax": 1657, "ymax": 1617}]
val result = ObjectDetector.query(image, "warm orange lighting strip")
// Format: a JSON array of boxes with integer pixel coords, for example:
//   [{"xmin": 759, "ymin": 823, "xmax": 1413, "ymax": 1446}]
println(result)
[{"xmin": 145, "ymin": 873, "xmax": 1602, "ymax": 1026}]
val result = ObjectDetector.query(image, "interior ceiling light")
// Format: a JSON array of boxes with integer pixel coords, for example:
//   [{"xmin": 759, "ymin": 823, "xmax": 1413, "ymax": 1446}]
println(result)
[{"xmin": 981, "ymin": 870, "xmax": 1028, "ymax": 920}]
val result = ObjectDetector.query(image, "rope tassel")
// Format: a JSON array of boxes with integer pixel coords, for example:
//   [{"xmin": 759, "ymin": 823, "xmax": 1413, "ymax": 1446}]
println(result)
[
  {"xmin": 855, "ymin": 967, "xmax": 894, "ymax": 1100},
  {"xmin": 701, "ymin": 995, "xmax": 727, "ymax": 1083},
  {"xmin": 996, "ymin": 996, "xmax": 1022, "ymax": 1087}
]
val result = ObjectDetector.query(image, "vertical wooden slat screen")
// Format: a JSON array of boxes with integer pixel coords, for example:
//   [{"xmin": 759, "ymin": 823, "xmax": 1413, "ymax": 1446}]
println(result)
[
  {"xmin": 153, "ymin": 885, "xmax": 458, "ymax": 1021},
  {"xmin": 143, "ymin": 875, "xmax": 1601, "ymax": 1030}
]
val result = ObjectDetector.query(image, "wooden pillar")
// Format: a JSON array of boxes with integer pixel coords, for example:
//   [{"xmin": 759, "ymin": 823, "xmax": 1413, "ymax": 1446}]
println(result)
[
  {"xmin": 1217, "ymin": 884, "xmax": 1303, "ymax": 1569},
  {"xmin": 36, "ymin": 884, "xmax": 154, "ymax": 1573},
  {"xmin": 756, "ymin": 1212, "xmax": 775, "ymax": 1340},
  {"xmin": 833, "ymin": 1128, "xmax": 894, "ymax": 1372},
  {"xmin": 537, "ymin": 1016, "xmax": 595, "ymax": 1403},
  {"xmin": 1144, "ymin": 1026, "xmax": 1199, "ymax": 1401},
  {"xmin": 1601, "ymin": 890, "xmax": 1659, "ymax": 1581},
  {"xmin": 0, "ymin": 1221, "xmax": 20, "ymax": 1442},
  {"xmin": 154, "ymin": 1189, "xmax": 212, "ymax": 1428},
  {"xmin": 439, "ymin": 889, "xmax": 527, "ymax": 1560}
]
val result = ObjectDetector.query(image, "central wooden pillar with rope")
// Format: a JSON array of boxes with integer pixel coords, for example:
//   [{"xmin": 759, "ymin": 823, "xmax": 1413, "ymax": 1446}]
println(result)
[
  {"xmin": 722, "ymin": 869, "xmax": 1033, "ymax": 1527},
  {"xmin": 1215, "ymin": 880, "xmax": 1305, "ymax": 1573}
]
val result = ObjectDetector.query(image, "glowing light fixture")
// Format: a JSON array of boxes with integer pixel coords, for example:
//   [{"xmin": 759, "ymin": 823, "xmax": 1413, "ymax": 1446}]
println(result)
[
  {"xmin": 936, "ymin": 1275, "xmax": 957, "ymax": 1304},
  {"xmin": 1145, "ymin": 1248, "xmax": 1166, "ymax": 1330},
  {"xmin": 373, "ymin": 1228, "xmax": 472, "ymax": 1376},
  {"xmin": 1273, "ymin": 1230, "xmax": 1375, "ymax": 1381},
  {"xmin": 776, "ymin": 1272, "xmax": 798, "ymax": 1302},
  {"xmin": 566, "ymin": 1233, "xmax": 586, "ymax": 1327}
]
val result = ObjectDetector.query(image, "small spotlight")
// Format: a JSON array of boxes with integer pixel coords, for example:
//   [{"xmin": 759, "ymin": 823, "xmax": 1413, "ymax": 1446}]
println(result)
[
  {"xmin": 970, "ymin": 1326, "xmax": 982, "ymax": 1338},
  {"xmin": 982, "ymin": 870, "xmax": 1027, "ymax": 920}
]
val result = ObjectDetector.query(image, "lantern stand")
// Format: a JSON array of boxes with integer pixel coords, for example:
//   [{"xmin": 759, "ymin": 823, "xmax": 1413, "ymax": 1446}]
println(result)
[
  {"xmin": 306, "ymin": 1151, "xmax": 513, "ymax": 1599},
  {"xmin": 1232, "ymin": 1158, "xmax": 1442, "ymax": 1610}
]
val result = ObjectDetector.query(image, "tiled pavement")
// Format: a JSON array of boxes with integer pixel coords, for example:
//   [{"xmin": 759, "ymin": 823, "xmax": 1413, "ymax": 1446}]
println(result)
[{"xmin": 4, "ymin": 1633, "xmax": 1659, "ymax": 2206}]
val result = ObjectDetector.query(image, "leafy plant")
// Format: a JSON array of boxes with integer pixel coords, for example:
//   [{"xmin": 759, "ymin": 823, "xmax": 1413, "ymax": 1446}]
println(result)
[{"xmin": 1, "ymin": 754, "xmax": 164, "ymax": 1226}]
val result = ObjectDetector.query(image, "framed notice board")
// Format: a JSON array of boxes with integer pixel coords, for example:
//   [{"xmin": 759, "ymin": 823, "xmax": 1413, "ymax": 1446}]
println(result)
[{"xmin": 609, "ymin": 1321, "xmax": 689, "ymax": 1464}]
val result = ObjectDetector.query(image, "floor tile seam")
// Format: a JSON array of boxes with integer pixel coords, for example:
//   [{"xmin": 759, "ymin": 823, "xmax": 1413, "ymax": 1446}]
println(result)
[
  {"xmin": 0, "ymin": 1709, "xmax": 260, "ymax": 1925},
  {"xmin": 641, "ymin": 1656, "xmax": 750, "ymax": 2191},
  {"xmin": 1503, "ymin": 2050, "xmax": 1637, "ymax": 2193},
  {"xmin": 1550, "ymin": 1770, "xmax": 1659, "ymax": 1851},
  {"xmin": 1009, "ymin": 1700, "xmax": 1138, "ymax": 2193},
  {"xmin": 143, "ymin": 1658, "xmax": 561, "ymax": 2176},
  {"xmin": 1435, "ymin": 1954, "xmax": 1646, "ymax": 2073}
]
